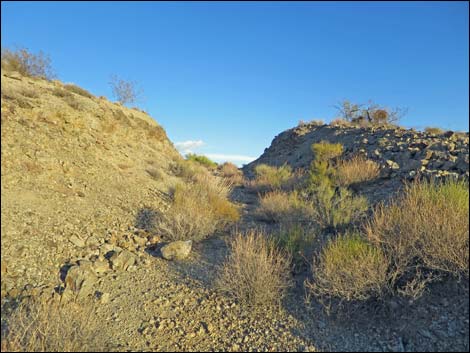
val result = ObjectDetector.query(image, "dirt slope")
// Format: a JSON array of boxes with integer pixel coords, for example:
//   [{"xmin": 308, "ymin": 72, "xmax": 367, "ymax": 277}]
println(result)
[{"xmin": 1, "ymin": 71, "xmax": 182, "ymax": 294}]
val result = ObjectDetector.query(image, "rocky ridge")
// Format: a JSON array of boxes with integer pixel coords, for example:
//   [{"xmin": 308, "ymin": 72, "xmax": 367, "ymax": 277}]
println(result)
[{"xmin": 245, "ymin": 122, "xmax": 469, "ymax": 183}]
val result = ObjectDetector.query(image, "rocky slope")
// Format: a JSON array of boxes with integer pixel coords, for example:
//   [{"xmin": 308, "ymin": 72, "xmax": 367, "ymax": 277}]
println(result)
[
  {"xmin": 1, "ymin": 71, "xmax": 183, "ymax": 295},
  {"xmin": 245, "ymin": 121, "xmax": 469, "ymax": 181}
]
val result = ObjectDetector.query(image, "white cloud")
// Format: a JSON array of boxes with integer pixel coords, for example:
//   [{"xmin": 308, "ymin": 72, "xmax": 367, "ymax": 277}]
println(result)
[
  {"xmin": 204, "ymin": 153, "xmax": 256, "ymax": 166},
  {"xmin": 174, "ymin": 140, "xmax": 256, "ymax": 166},
  {"xmin": 174, "ymin": 140, "xmax": 205, "ymax": 154}
]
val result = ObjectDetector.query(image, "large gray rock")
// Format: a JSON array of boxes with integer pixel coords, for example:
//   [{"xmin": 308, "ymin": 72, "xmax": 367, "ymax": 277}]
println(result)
[{"xmin": 161, "ymin": 240, "xmax": 192, "ymax": 260}]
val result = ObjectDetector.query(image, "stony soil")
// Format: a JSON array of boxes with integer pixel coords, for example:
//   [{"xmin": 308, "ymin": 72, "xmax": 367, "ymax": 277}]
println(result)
[{"xmin": 1, "ymin": 72, "xmax": 469, "ymax": 351}]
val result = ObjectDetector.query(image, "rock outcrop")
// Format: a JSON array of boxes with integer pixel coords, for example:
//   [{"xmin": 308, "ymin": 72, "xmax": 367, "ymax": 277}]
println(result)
[{"xmin": 244, "ymin": 123, "xmax": 469, "ymax": 183}]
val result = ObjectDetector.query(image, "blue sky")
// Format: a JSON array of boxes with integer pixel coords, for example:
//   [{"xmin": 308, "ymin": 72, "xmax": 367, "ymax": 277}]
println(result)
[{"xmin": 2, "ymin": 1, "xmax": 468, "ymax": 165}]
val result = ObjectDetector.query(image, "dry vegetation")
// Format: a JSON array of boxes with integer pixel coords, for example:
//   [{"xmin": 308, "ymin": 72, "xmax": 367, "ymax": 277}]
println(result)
[
  {"xmin": 218, "ymin": 162, "xmax": 244, "ymax": 184},
  {"xmin": 1, "ymin": 297, "xmax": 100, "ymax": 352},
  {"xmin": 156, "ymin": 172, "xmax": 240, "ymax": 241},
  {"xmin": 250, "ymin": 164, "xmax": 293, "ymax": 191},
  {"xmin": 63, "ymin": 84, "xmax": 94, "ymax": 99},
  {"xmin": 1, "ymin": 47, "xmax": 55, "ymax": 80},
  {"xmin": 424, "ymin": 127, "xmax": 445, "ymax": 135},
  {"xmin": 366, "ymin": 179, "xmax": 469, "ymax": 284},
  {"xmin": 334, "ymin": 155, "xmax": 380, "ymax": 186},
  {"xmin": 217, "ymin": 230, "xmax": 292, "ymax": 308},
  {"xmin": 256, "ymin": 190, "xmax": 313, "ymax": 223}
]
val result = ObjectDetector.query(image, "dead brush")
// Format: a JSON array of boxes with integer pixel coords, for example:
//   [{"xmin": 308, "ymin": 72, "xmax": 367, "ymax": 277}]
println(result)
[
  {"xmin": 256, "ymin": 190, "xmax": 314, "ymax": 223},
  {"xmin": 217, "ymin": 229, "xmax": 292, "ymax": 309},
  {"xmin": 1, "ymin": 295, "xmax": 101, "ymax": 352},
  {"xmin": 156, "ymin": 174, "xmax": 239, "ymax": 241},
  {"xmin": 334, "ymin": 155, "xmax": 380, "ymax": 186},
  {"xmin": 218, "ymin": 162, "xmax": 244, "ymax": 184}
]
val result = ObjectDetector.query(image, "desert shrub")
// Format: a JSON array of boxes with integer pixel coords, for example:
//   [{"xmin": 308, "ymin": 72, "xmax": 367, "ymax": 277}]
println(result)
[
  {"xmin": 329, "ymin": 118, "xmax": 351, "ymax": 127},
  {"xmin": 109, "ymin": 75, "xmax": 142, "ymax": 105},
  {"xmin": 217, "ymin": 230, "xmax": 292, "ymax": 308},
  {"xmin": 365, "ymin": 179, "xmax": 469, "ymax": 284},
  {"xmin": 252, "ymin": 164, "xmax": 293, "ymax": 191},
  {"xmin": 1, "ymin": 296, "xmax": 100, "ymax": 352},
  {"xmin": 334, "ymin": 155, "xmax": 380, "ymax": 186},
  {"xmin": 274, "ymin": 224, "xmax": 317, "ymax": 269},
  {"xmin": 63, "ymin": 95, "xmax": 85, "ymax": 111},
  {"xmin": 170, "ymin": 159, "xmax": 206, "ymax": 181},
  {"xmin": 1, "ymin": 47, "xmax": 55, "ymax": 79},
  {"xmin": 334, "ymin": 99, "xmax": 407, "ymax": 125},
  {"xmin": 310, "ymin": 182, "xmax": 368, "ymax": 229},
  {"xmin": 424, "ymin": 127, "xmax": 444, "ymax": 135},
  {"xmin": 308, "ymin": 142, "xmax": 343, "ymax": 188},
  {"xmin": 256, "ymin": 190, "xmax": 313, "ymax": 223},
  {"xmin": 218, "ymin": 162, "xmax": 244, "ymax": 184},
  {"xmin": 156, "ymin": 175, "xmax": 239, "ymax": 241},
  {"xmin": 64, "ymin": 84, "xmax": 94, "ymax": 99},
  {"xmin": 51, "ymin": 87, "xmax": 73, "ymax": 98},
  {"xmin": 298, "ymin": 119, "xmax": 324, "ymax": 127},
  {"xmin": 186, "ymin": 153, "xmax": 218, "ymax": 169},
  {"xmin": 306, "ymin": 233, "xmax": 388, "ymax": 302}
]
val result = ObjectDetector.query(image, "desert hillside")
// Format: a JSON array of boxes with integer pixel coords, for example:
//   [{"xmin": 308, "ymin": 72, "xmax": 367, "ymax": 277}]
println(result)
[
  {"xmin": 1, "ymin": 71, "xmax": 468, "ymax": 352},
  {"xmin": 1, "ymin": 70, "xmax": 183, "ymax": 293}
]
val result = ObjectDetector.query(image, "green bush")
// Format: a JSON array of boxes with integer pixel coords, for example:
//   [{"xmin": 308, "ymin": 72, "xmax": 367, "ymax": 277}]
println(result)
[
  {"xmin": 310, "ymin": 181, "xmax": 368, "ymax": 229},
  {"xmin": 275, "ymin": 224, "xmax": 317, "ymax": 269},
  {"xmin": 306, "ymin": 233, "xmax": 389, "ymax": 302},
  {"xmin": 308, "ymin": 142, "xmax": 343, "ymax": 189},
  {"xmin": 186, "ymin": 153, "xmax": 218, "ymax": 169}
]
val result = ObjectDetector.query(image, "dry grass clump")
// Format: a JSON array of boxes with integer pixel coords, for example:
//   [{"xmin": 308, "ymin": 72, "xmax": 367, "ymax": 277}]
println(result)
[
  {"xmin": 366, "ymin": 179, "xmax": 469, "ymax": 282},
  {"xmin": 218, "ymin": 162, "xmax": 244, "ymax": 184},
  {"xmin": 329, "ymin": 118, "xmax": 352, "ymax": 128},
  {"xmin": 64, "ymin": 84, "xmax": 94, "ymax": 99},
  {"xmin": 334, "ymin": 155, "xmax": 380, "ymax": 186},
  {"xmin": 1, "ymin": 296, "xmax": 100, "ymax": 352},
  {"xmin": 217, "ymin": 230, "xmax": 292, "ymax": 308},
  {"xmin": 170, "ymin": 159, "xmax": 207, "ymax": 181},
  {"xmin": 251, "ymin": 164, "xmax": 293, "ymax": 191},
  {"xmin": 156, "ymin": 175, "xmax": 239, "ymax": 241},
  {"xmin": 1, "ymin": 47, "xmax": 55, "ymax": 80},
  {"xmin": 306, "ymin": 233, "xmax": 388, "ymax": 303},
  {"xmin": 424, "ymin": 126, "xmax": 444, "ymax": 135},
  {"xmin": 256, "ymin": 190, "xmax": 313, "ymax": 223}
]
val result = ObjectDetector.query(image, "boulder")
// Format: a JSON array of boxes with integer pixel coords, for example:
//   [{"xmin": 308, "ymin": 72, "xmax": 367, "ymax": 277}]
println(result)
[
  {"xmin": 110, "ymin": 249, "xmax": 136, "ymax": 271},
  {"xmin": 161, "ymin": 240, "xmax": 192, "ymax": 260},
  {"xmin": 63, "ymin": 262, "xmax": 97, "ymax": 300}
]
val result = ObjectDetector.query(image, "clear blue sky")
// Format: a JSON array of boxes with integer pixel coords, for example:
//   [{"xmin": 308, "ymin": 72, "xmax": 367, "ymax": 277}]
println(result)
[{"xmin": 2, "ymin": 1, "xmax": 468, "ymax": 165}]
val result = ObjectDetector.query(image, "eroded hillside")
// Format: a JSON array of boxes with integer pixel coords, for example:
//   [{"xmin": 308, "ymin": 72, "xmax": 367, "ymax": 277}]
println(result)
[{"xmin": 1, "ymin": 71, "xmax": 184, "ymax": 294}]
